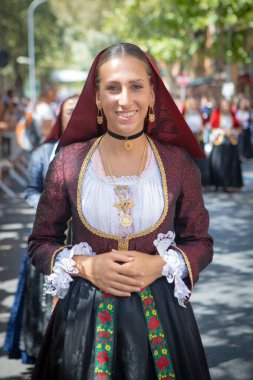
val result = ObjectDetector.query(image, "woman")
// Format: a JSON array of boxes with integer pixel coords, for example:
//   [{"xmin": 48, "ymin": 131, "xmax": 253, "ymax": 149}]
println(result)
[
  {"xmin": 29, "ymin": 43, "xmax": 213, "ymax": 380},
  {"xmin": 209, "ymin": 98, "xmax": 243, "ymax": 191},
  {"xmin": 182, "ymin": 97, "xmax": 210, "ymax": 186},
  {"xmin": 4, "ymin": 95, "xmax": 78, "ymax": 364},
  {"xmin": 236, "ymin": 97, "xmax": 253, "ymax": 159},
  {"xmin": 26, "ymin": 95, "xmax": 79, "ymax": 208}
]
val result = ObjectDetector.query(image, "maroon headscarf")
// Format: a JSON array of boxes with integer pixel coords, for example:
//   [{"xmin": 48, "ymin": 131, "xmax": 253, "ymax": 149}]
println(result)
[{"xmin": 57, "ymin": 46, "xmax": 205, "ymax": 158}]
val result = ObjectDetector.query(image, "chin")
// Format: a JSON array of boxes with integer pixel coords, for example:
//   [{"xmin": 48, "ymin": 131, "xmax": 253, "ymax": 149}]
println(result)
[{"xmin": 109, "ymin": 123, "xmax": 143, "ymax": 136}]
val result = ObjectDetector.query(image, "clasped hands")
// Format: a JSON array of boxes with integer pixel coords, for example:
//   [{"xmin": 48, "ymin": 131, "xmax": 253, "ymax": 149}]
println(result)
[{"xmin": 73, "ymin": 250, "xmax": 164, "ymax": 297}]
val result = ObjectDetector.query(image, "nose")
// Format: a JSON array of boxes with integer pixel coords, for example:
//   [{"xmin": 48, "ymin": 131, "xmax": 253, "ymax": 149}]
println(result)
[{"xmin": 118, "ymin": 87, "xmax": 130, "ymax": 107}]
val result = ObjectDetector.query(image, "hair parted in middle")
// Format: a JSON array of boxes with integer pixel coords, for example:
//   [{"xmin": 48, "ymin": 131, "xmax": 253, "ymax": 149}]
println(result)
[{"xmin": 95, "ymin": 43, "xmax": 152, "ymax": 90}]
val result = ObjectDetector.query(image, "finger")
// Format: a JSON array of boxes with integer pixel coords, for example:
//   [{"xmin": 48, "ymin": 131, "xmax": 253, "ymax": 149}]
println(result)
[
  {"xmin": 109, "ymin": 252, "xmax": 135, "ymax": 263},
  {"xmin": 115, "ymin": 250, "xmax": 137, "ymax": 257},
  {"xmin": 118, "ymin": 266, "xmax": 144, "ymax": 277},
  {"xmin": 109, "ymin": 281, "xmax": 141, "ymax": 293},
  {"xmin": 113, "ymin": 273, "xmax": 144, "ymax": 287}
]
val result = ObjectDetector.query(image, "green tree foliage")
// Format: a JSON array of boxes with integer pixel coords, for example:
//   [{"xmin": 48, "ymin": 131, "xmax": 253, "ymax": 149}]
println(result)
[
  {"xmin": 0, "ymin": 0, "xmax": 66, "ymax": 89},
  {"xmin": 0, "ymin": 0, "xmax": 252, "ymax": 92},
  {"xmin": 100, "ymin": 0, "xmax": 253, "ymax": 64}
]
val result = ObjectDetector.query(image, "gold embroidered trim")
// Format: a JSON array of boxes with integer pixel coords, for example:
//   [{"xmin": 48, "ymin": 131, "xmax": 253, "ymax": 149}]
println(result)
[
  {"xmin": 77, "ymin": 135, "xmax": 169, "ymax": 251},
  {"xmin": 174, "ymin": 246, "xmax": 194, "ymax": 290},
  {"xmin": 50, "ymin": 246, "xmax": 67, "ymax": 274}
]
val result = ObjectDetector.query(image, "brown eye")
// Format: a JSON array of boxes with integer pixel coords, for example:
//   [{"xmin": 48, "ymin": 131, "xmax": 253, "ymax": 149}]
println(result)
[
  {"xmin": 132, "ymin": 84, "xmax": 143, "ymax": 90},
  {"xmin": 107, "ymin": 85, "xmax": 120, "ymax": 93}
]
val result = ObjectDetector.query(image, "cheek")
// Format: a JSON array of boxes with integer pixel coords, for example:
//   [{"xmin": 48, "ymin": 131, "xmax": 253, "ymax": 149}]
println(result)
[{"xmin": 100, "ymin": 95, "xmax": 118, "ymax": 111}]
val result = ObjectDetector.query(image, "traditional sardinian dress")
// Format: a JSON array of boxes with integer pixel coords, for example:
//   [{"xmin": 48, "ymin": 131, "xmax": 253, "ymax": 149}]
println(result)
[
  {"xmin": 29, "ymin": 136, "xmax": 213, "ymax": 380},
  {"xmin": 209, "ymin": 109, "xmax": 243, "ymax": 188}
]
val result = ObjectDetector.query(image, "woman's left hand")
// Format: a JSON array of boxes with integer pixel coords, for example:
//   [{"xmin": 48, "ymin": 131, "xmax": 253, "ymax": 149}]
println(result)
[{"xmin": 113, "ymin": 250, "xmax": 164, "ymax": 288}]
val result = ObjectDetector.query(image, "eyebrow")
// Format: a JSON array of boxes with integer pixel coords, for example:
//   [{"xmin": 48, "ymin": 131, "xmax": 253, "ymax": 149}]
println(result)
[{"xmin": 105, "ymin": 79, "xmax": 145, "ymax": 85}]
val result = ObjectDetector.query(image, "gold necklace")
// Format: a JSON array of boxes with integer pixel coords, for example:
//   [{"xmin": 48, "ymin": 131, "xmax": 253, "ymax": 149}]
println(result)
[{"xmin": 103, "ymin": 138, "xmax": 148, "ymax": 228}]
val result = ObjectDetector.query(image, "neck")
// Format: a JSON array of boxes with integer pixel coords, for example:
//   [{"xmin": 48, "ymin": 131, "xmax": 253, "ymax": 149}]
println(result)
[
  {"xmin": 107, "ymin": 128, "xmax": 144, "ymax": 140},
  {"xmin": 103, "ymin": 132, "xmax": 147, "ymax": 157}
]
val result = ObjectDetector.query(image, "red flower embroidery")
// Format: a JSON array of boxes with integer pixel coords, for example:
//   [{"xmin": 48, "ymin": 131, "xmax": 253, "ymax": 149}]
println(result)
[
  {"xmin": 101, "ymin": 293, "xmax": 112, "ymax": 298},
  {"xmin": 152, "ymin": 336, "xmax": 163, "ymax": 345},
  {"xmin": 97, "ymin": 351, "xmax": 110, "ymax": 365},
  {"xmin": 97, "ymin": 373, "xmax": 108, "ymax": 379},
  {"xmin": 144, "ymin": 298, "xmax": 152, "ymax": 306},
  {"xmin": 157, "ymin": 356, "xmax": 170, "ymax": 371},
  {"xmin": 148, "ymin": 316, "xmax": 160, "ymax": 331},
  {"xmin": 99, "ymin": 331, "xmax": 110, "ymax": 339},
  {"xmin": 98, "ymin": 310, "xmax": 112, "ymax": 323}
]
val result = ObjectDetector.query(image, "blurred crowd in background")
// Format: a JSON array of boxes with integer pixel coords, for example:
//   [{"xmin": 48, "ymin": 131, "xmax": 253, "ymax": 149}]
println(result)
[{"xmin": 0, "ymin": 84, "xmax": 252, "ymax": 199}]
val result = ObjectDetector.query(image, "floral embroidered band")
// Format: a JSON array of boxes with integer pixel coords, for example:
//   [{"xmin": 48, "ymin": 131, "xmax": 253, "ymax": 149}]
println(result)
[{"xmin": 94, "ymin": 287, "xmax": 176, "ymax": 379}]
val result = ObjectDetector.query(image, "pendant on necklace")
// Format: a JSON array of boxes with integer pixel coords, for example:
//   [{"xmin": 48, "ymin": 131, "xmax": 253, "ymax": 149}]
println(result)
[
  {"xmin": 120, "ymin": 214, "xmax": 133, "ymax": 227},
  {"xmin": 124, "ymin": 139, "xmax": 133, "ymax": 151}
]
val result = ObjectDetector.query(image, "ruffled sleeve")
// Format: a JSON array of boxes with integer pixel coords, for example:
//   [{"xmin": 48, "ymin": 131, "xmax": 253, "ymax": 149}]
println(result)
[
  {"xmin": 154, "ymin": 231, "xmax": 191, "ymax": 307},
  {"xmin": 46, "ymin": 242, "xmax": 96, "ymax": 299}
]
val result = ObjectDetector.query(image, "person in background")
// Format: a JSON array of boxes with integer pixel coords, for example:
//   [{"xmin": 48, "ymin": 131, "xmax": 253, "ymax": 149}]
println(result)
[
  {"xmin": 29, "ymin": 43, "xmax": 213, "ymax": 380},
  {"xmin": 4, "ymin": 95, "xmax": 79, "ymax": 364},
  {"xmin": 26, "ymin": 95, "xmax": 79, "ymax": 207},
  {"xmin": 209, "ymin": 98, "xmax": 243, "ymax": 192},
  {"xmin": 1, "ymin": 89, "xmax": 19, "ymax": 129},
  {"xmin": 32, "ymin": 85, "xmax": 58, "ymax": 143},
  {"xmin": 183, "ymin": 97, "xmax": 205, "ymax": 141},
  {"xmin": 236, "ymin": 97, "xmax": 253, "ymax": 160},
  {"xmin": 183, "ymin": 97, "xmax": 210, "ymax": 186}
]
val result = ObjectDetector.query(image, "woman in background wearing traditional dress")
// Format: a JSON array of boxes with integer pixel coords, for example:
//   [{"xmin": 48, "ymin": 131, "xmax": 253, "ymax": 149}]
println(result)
[
  {"xmin": 209, "ymin": 98, "xmax": 243, "ymax": 192},
  {"xmin": 4, "ymin": 95, "xmax": 78, "ymax": 364}
]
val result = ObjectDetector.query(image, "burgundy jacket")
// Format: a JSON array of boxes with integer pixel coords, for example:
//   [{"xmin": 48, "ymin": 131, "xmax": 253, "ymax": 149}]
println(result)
[{"xmin": 28, "ymin": 137, "xmax": 213, "ymax": 292}]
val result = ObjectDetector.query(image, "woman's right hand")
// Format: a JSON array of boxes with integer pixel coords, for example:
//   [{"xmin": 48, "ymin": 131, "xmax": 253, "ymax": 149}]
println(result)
[{"xmin": 72, "ymin": 251, "xmax": 145, "ymax": 297}]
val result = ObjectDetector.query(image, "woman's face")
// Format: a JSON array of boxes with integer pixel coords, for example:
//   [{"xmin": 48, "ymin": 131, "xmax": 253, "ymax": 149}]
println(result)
[
  {"xmin": 96, "ymin": 55, "xmax": 154, "ymax": 136},
  {"xmin": 62, "ymin": 97, "xmax": 78, "ymax": 131},
  {"xmin": 220, "ymin": 99, "xmax": 230, "ymax": 114},
  {"xmin": 188, "ymin": 98, "xmax": 199, "ymax": 111},
  {"xmin": 240, "ymin": 99, "xmax": 249, "ymax": 110}
]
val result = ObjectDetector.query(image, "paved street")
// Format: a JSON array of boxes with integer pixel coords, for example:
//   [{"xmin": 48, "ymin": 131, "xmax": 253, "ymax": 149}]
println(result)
[
  {"xmin": 192, "ymin": 167, "xmax": 253, "ymax": 379},
  {"xmin": 0, "ymin": 162, "xmax": 253, "ymax": 380}
]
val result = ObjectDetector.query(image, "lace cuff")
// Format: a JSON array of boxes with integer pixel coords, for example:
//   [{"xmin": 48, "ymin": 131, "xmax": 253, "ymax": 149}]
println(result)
[
  {"xmin": 154, "ymin": 231, "xmax": 191, "ymax": 307},
  {"xmin": 46, "ymin": 242, "xmax": 96, "ymax": 299}
]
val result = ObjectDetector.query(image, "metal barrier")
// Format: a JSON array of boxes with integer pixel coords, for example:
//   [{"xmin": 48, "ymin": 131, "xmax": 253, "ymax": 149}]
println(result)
[{"xmin": 0, "ymin": 129, "xmax": 29, "ymax": 197}]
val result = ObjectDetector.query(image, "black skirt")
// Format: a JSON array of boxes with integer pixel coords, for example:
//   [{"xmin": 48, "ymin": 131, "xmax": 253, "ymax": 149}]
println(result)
[
  {"xmin": 239, "ymin": 129, "xmax": 253, "ymax": 159},
  {"xmin": 210, "ymin": 137, "xmax": 243, "ymax": 188},
  {"xmin": 32, "ymin": 277, "xmax": 210, "ymax": 380}
]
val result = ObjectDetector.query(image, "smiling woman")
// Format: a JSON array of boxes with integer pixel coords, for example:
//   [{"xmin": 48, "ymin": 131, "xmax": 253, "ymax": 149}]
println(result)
[{"xmin": 28, "ymin": 43, "xmax": 213, "ymax": 380}]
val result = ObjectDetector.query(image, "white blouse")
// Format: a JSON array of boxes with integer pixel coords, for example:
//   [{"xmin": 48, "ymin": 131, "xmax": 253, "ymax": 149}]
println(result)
[
  {"xmin": 185, "ymin": 112, "xmax": 203, "ymax": 134},
  {"xmin": 82, "ymin": 144, "xmax": 164, "ymax": 236},
  {"xmin": 46, "ymin": 144, "xmax": 190, "ymax": 306}
]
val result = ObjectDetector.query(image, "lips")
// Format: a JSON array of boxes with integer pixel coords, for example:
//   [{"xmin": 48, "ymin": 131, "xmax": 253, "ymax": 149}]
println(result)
[{"xmin": 116, "ymin": 110, "xmax": 137, "ymax": 119}]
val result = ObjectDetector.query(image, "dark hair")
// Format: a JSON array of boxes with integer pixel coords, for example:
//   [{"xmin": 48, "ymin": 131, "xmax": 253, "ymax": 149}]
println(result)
[{"xmin": 95, "ymin": 43, "xmax": 152, "ymax": 89}]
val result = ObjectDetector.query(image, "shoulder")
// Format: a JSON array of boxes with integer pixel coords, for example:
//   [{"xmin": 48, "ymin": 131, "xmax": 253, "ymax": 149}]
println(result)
[
  {"xmin": 59, "ymin": 138, "xmax": 96, "ymax": 157},
  {"xmin": 31, "ymin": 142, "xmax": 55, "ymax": 157},
  {"xmin": 152, "ymin": 138, "xmax": 192, "ymax": 164},
  {"xmin": 55, "ymin": 138, "xmax": 98, "ymax": 170},
  {"xmin": 151, "ymin": 139, "xmax": 198, "ymax": 180}
]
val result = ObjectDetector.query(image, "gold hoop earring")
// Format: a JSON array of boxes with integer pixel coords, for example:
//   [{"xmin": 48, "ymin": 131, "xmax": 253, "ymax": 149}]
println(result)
[
  {"xmin": 97, "ymin": 106, "xmax": 103, "ymax": 125},
  {"xmin": 149, "ymin": 105, "xmax": 155, "ymax": 122}
]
